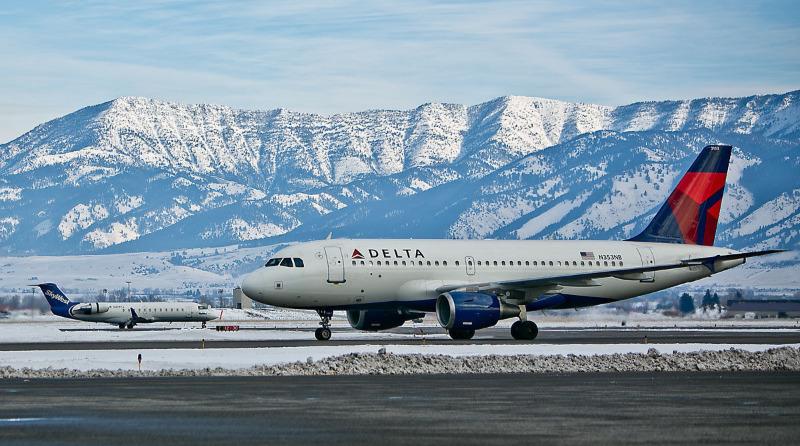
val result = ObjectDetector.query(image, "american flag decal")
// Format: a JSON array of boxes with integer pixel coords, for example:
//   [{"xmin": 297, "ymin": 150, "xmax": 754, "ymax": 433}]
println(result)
[{"xmin": 580, "ymin": 251, "xmax": 595, "ymax": 260}]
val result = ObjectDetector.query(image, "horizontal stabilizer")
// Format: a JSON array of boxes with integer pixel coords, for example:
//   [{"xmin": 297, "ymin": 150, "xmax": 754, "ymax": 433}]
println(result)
[
  {"xmin": 681, "ymin": 249, "xmax": 786, "ymax": 272},
  {"xmin": 681, "ymin": 249, "xmax": 786, "ymax": 265}
]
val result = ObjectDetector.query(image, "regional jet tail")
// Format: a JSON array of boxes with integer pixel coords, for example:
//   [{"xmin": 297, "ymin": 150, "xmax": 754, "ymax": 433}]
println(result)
[
  {"xmin": 240, "ymin": 144, "xmax": 784, "ymax": 341},
  {"xmin": 35, "ymin": 283, "xmax": 219, "ymax": 329}
]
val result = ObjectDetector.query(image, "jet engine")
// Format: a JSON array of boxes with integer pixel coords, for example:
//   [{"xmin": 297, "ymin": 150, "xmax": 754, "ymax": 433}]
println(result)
[
  {"xmin": 436, "ymin": 292, "xmax": 519, "ymax": 330},
  {"xmin": 347, "ymin": 308, "xmax": 425, "ymax": 331},
  {"xmin": 71, "ymin": 302, "xmax": 111, "ymax": 316}
]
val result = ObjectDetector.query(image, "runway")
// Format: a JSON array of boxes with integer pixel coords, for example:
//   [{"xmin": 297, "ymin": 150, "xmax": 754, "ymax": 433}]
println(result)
[
  {"xmin": 1, "ymin": 326, "xmax": 799, "ymax": 351},
  {"xmin": 2, "ymin": 372, "xmax": 798, "ymax": 446}
]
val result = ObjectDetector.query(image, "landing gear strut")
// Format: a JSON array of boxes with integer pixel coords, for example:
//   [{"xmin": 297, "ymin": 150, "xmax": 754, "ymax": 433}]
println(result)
[
  {"xmin": 511, "ymin": 320, "xmax": 538, "ymax": 340},
  {"xmin": 315, "ymin": 309, "xmax": 333, "ymax": 341}
]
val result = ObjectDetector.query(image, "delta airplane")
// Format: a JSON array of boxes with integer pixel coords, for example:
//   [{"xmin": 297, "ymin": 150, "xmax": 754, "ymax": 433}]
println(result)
[
  {"xmin": 241, "ymin": 145, "xmax": 783, "ymax": 341},
  {"xmin": 35, "ymin": 283, "xmax": 220, "ymax": 329}
]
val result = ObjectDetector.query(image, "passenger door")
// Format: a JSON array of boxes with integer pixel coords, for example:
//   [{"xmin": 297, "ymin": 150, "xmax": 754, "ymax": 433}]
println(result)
[
  {"xmin": 465, "ymin": 256, "xmax": 476, "ymax": 276},
  {"xmin": 324, "ymin": 246, "xmax": 346, "ymax": 283},
  {"xmin": 637, "ymin": 248, "xmax": 656, "ymax": 282}
]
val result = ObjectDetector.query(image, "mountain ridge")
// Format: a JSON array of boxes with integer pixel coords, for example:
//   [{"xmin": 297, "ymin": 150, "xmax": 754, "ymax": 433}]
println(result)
[{"xmin": 0, "ymin": 90, "xmax": 798, "ymax": 255}]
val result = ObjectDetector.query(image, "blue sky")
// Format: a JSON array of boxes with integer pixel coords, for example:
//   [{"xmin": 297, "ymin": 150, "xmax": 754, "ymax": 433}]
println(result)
[{"xmin": 1, "ymin": 0, "xmax": 798, "ymax": 142}]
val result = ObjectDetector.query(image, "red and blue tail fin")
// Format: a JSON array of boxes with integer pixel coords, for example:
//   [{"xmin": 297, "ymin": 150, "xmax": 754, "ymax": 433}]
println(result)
[{"xmin": 629, "ymin": 144, "xmax": 731, "ymax": 246}]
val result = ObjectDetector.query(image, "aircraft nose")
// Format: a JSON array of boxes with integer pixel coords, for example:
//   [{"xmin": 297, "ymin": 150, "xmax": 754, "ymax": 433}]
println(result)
[{"xmin": 241, "ymin": 271, "xmax": 263, "ymax": 301}]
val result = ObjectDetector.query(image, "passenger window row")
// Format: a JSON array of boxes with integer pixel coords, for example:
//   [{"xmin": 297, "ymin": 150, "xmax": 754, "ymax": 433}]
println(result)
[
  {"xmin": 349, "ymin": 259, "xmax": 622, "ymax": 267},
  {"xmin": 264, "ymin": 258, "xmax": 305, "ymax": 268}
]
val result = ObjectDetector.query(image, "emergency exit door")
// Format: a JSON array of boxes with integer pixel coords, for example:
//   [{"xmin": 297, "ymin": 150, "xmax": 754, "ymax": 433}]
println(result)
[
  {"xmin": 637, "ymin": 248, "xmax": 655, "ymax": 282},
  {"xmin": 465, "ymin": 256, "xmax": 476, "ymax": 275},
  {"xmin": 324, "ymin": 246, "xmax": 346, "ymax": 283}
]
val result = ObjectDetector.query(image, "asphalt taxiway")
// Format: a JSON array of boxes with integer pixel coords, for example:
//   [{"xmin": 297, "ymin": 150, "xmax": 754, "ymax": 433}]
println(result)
[
  {"xmin": 1, "ymin": 326, "xmax": 798, "ymax": 351},
  {"xmin": 1, "ymin": 372, "xmax": 798, "ymax": 446}
]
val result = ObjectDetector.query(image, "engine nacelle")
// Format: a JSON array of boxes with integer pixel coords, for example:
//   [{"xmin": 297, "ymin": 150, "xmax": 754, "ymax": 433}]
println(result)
[
  {"xmin": 71, "ymin": 302, "xmax": 111, "ymax": 316},
  {"xmin": 436, "ymin": 292, "xmax": 520, "ymax": 330},
  {"xmin": 347, "ymin": 308, "xmax": 425, "ymax": 331}
]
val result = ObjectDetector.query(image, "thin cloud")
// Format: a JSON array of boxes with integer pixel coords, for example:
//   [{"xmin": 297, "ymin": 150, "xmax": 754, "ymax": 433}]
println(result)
[{"xmin": 0, "ymin": 0, "xmax": 798, "ymax": 142}]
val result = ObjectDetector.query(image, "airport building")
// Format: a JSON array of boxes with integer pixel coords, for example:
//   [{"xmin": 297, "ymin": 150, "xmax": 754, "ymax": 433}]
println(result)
[
  {"xmin": 726, "ymin": 299, "xmax": 800, "ymax": 318},
  {"xmin": 233, "ymin": 286, "xmax": 252, "ymax": 310}
]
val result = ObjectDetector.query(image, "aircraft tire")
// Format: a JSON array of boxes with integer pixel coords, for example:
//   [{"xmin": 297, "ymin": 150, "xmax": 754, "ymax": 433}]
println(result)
[
  {"xmin": 315, "ymin": 327, "xmax": 332, "ymax": 341},
  {"xmin": 511, "ymin": 321, "xmax": 522, "ymax": 339},
  {"xmin": 511, "ymin": 320, "xmax": 538, "ymax": 340},
  {"xmin": 118, "ymin": 323, "xmax": 125, "ymax": 330},
  {"xmin": 448, "ymin": 328, "xmax": 475, "ymax": 340}
]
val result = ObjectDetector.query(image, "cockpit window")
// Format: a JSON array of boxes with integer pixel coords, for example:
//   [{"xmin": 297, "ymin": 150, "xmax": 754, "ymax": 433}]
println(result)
[
  {"xmin": 280, "ymin": 258, "xmax": 294, "ymax": 267},
  {"xmin": 265, "ymin": 258, "xmax": 281, "ymax": 267},
  {"xmin": 198, "ymin": 304, "xmax": 209, "ymax": 310},
  {"xmin": 293, "ymin": 258, "xmax": 304, "ymax": 267}
]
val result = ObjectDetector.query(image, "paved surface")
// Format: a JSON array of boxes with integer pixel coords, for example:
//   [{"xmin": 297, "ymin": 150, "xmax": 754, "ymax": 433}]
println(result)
[
  {"xmin": 1, "ymin": 372, "xmax": 799, "ymax": 445},
  {"xmin": 1, "ymin": 327, "xmax": 799, "ymax": 350}
]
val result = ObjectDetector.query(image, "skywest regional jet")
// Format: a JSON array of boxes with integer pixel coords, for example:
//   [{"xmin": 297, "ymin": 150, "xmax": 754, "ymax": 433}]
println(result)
[
  {"xmin": 241, "ymin": 145, "xmax": 783, "ymax": 341},
  {"xmin": 35, "ymin": 283, "xmax": 220, "ymax": 329}
]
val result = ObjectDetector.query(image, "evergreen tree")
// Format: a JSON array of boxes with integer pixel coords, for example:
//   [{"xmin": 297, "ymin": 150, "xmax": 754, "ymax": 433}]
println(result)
[
  {"xmin": 701, "ymin": 289, "xmax": 713, "ymax": 309},
  {"xmin": 679, "ymin": 293, "xmax": 695, "ymax": 314}
]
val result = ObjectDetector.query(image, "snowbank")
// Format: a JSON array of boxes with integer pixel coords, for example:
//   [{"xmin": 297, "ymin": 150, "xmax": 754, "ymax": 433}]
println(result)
[{"xmin": 1, "ymin": 346, "xmax": 797, "ymax": 378}]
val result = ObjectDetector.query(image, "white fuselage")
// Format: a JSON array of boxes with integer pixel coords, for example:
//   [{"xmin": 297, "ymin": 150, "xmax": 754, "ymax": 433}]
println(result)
[
  {"xmin": 68, "ymin": 301, "xmax": 219, "ymax": 325},
  {"xmin": 241, "ymin": 239, "xmax": 743, "ymax": 311}
]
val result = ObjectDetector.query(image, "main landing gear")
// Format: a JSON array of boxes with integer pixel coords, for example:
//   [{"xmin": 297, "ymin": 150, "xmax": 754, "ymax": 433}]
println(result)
[
  {"xmin": 448, "ymin": 328, "xmax": 475, "ymax": 340},
  {"xmin": 118, "ymin": 323, "xmax": 136, "ymax": 330},
  {"xmin": 510, "ymin": 304, "xmax": 538, "ymax": 341},
  {"xmin": 511, "ymin": 320, "xmax": 538, "ymax": 340},
  {"xmin": 315, "ymin": 309, "xmax": 333, "ymax": 341}
]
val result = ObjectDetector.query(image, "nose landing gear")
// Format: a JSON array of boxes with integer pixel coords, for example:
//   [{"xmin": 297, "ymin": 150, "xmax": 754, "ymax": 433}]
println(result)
[{"xmin": 315, "ymin": 309, "xmax": 333, "ymax": 341}]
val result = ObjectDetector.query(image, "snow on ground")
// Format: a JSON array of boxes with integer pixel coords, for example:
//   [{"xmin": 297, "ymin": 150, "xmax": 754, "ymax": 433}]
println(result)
[
  {"xmin": 3, "ymin": 310, "xmax": 800, "ymax": 342},
  {"xmin": 2, "ymin": 315, "xmax": 799, "ymax": 345},
  {"xmin": 0, "ymin": 251, "xmax": 229, "ymax": 290},
  {"xmin": 1, "ymin": 343, "xmax": 796, "ymax": 372},
  {"xmin": 0, "ymin": 244, "xmax": 281, "ymax": 292},
  {"xmin": 515, "ymin": 191, "xmax": 591, "ymax": 239},
  {"xmin": 1, "ymin": 317, "xmax": 799, "ymax": 372},
  {"xmin": 221, "ymin": 307, "xmax": 321, "ymax": 321},
  {"xmin": 0, "ymin": 320, "xmax": 403, "ymax": 344}
]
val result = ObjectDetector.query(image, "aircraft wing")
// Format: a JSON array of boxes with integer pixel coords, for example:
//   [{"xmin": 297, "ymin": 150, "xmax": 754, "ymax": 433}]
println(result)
[
  {"xmin": 435, "ymin": 249, "xmax": 785, "ymax": 294},
  {"xmin": 128, "ymin": 308, "xmax": 152, "ymax": 323}
]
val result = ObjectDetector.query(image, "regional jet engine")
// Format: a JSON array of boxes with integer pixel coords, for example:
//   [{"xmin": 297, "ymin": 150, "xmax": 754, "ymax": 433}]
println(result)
[{"xmin": 71, "ymin": 302, "xmax": 111, "ymax": 316}]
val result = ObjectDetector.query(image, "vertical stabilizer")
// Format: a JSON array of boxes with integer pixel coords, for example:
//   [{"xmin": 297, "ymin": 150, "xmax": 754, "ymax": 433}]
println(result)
[
  {"xmin": 629, "ymin": 144, "xmax": 731, "ymax": 246},
  {"xmin": 34, "ymin": 283, "xmax": 75, "ymax": 317}
]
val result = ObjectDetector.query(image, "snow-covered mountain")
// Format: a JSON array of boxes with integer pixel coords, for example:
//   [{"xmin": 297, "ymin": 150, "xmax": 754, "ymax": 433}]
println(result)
[{"xmin": 0, "ymin": 91, "xmax": 798, "ymax": 256}]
